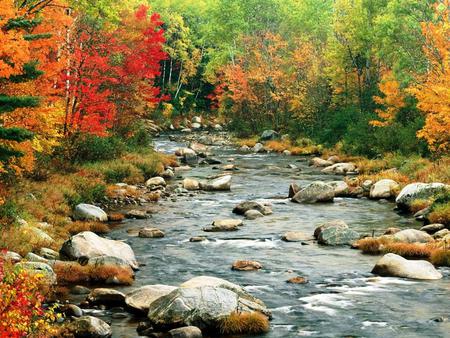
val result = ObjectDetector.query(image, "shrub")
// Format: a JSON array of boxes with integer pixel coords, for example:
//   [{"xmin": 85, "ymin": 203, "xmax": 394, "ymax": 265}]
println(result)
[
  {"xmin": 428, "ymin": 191, "xmax": 450, "ymax": 225},
  {"xmin": 103, "ymin": 163, "xmax": 136, "ymax": 183},
  {"xmin": 64, "ymin": 176, "xmax": 106, "ymax": 209},
  {"xmin": 126, "ymin": 126, "xmax": 153, "ymax": 149},
  {"xmin": 62, "ymin": 134, "xmax": 125, "ymax": 163},
  {"xmin": 0, "ymin": 200, "xmax": 20, "ymax": 224},
  {"xmin": 409, "ymin": 199, "xmax": 432, "ymax": 214},
  {"xmin": 218, "ymin": 311, "xmax": 270, "ymax": 335}
]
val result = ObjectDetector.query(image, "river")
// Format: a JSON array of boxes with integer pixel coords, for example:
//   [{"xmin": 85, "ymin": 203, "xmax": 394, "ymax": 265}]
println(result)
[{"xmin": 103, "ymin": 133, "xmax": 450, "ymax": 338}]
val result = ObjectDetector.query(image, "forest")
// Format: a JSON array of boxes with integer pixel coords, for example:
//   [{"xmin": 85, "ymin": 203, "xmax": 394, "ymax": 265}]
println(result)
[{"xmin": 0, "ymin": 0, "xmax": 449, "ymax": 337}]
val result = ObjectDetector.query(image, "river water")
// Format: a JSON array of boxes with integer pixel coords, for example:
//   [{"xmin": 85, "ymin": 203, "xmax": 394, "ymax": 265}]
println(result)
[{"xmin": 106, "ymin": 134, "xmax": 450, "ymax": 338}]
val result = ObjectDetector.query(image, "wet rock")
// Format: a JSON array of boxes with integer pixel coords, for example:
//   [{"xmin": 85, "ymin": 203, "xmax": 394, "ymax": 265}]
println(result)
[
  {"xmin": 260, "ymin": 130, "xmax": 278, "ymax": 141},
  {"xmin": 393, "ymin": 229, "xmax": 433, "ymax": 243},
  {"xmin": 314, "ymin": 220, "xmax": 349, "ymax": 239},
  {"xmin": 420, "ymin": 223, "xmax": 445, "ymax": 234},
  {"xmin": 74, "ymin": 203, "xmax": 108, "ymax": 222},
  {"xmin": 349, "ymin": 186, "xmax": 365, "ymax": 198},
  {"xmin": 148, "ymin": 286, "xmax": 269, "ymax": 330},
  {"xmin": 126, "ymin": 209, "xmax": 149, "ymax": 219},
  {"xmin": 181, "ymin": 128, "xmax": 192, "ymax": 133},
  {"xmin": 214, "ymin": 124, "xmax": 223, "ymax": 131},
  {"xmin": 139, "ymin": 227, "xmax": 165, "ymax": 238},
  {"xmin": 433, "ymin": 229, "xmax": 450, "ymax": 239},
  {"xmin": 14, "ymin": 262, "xmax": 57, "ymax": 285},
  {"xmin": 60, "ymin": 231, "xmax": 138, "ymax": 270},
  {"xmin": 169, "ymin": 326, "xmax": 202, "ymax": 338},
  {"xmin": 384, "ymin": 227, "xmax": 401, "ymax": 235},
  {"xmin": 189, "ymin": 142, "xmax": 207, "ymax": 154},
  {"xmin": 288, "ymin": 183, "xmax": 300, "ymax": 198},
  {"xmin": 221, "ymin": 164, "xmax": 236, "ymax": 171},
  {"xmin": 62, "ymin": 304, "xmax": 83, "ymax": 317},
  {"xmin": 39, "ymin": 247, "xmax": 59, "ymax": 260},
  {"xmin": 175, "ymin": 148, "xmax": 196, "ymax": 157},
  {"xmin": 317, "ymin": 226, "xmax": 359, "ymax": 246},
  {"xmin": 232, "ymin": 260, "xmax": 262, "ymax": 271},
  {"xmin": 87, "ymin": 288, "xmax": 126, "ymax": 306},
  {"xmin": 71, "ymin": 285, "xmax": 91, "ymax": 295},
  {"xmin": 291, "ymin": 182, "xmax": 334, "ymax": 203},
  {"xmin": 310, "ymin": 157, "xmax": 332, "ymax": 167},
  {"xmin": 233, "ymin": 201, "xmax": 272, "ymax": 215},
  {"xmin": 328, "ymin": 181, "xmax": 349, "ymax": 197},
  {"xmin": 414, "ymin": 207, "xmax": 430, "ymax": 221},
  {"xmin": 372, "ymin": 253, "xmax": 442, "ymax": 280},
  {"xmin": 0, "ymin": 251, "xmax": 22, "ymax": 263},
  {"xmin": 252, "ymin": 143, "xmax": 265, "ymax": 153},
  {"xmin": 322, "ymin": 163, "xmax": 357, "ymax": 175},
  {"xmin": 200, "ymin": 175, "xmax": 232, "ymax": 191},
  {"xmin": 183, "ymin": 153, "xmax": 198, "ymax": 166},
  {"xmin": 244, "ymin": 209, "xmax": 264, "ymax": 220},
  {"xmin": 203, "ymin": 219, "xmax": 241, "ymax": 232},
  {"xmin": 189, "ymin": 236, "xmax": 207, "ymax": 242},
  {"xmin": 369, "ymin": 179, "xmax": 400, "ymax": 199},
  {"xmin": 286, "ymin": 276, "xmax": 308, "ymax": 284},
  {"xmin": 282, "ymin": 231, "xmax": 313, "ymax": 242},
  {"xmin": 125, "ymin": 285, "xmax": 177, "ymax": 313},
  {"xmin": 67, "ymin": 316, "xmax": 112, "ymax": 338},
  {"xmin": 146, "ymin": 177, "xmax": 166, "ymax": 188},
  {"xmin": 396, "ymin": 183, "xmax": 448, "ymax": 211},
  {"xmin": 183, "ymin": 178, "xmax": 200, "ymax": 191}
]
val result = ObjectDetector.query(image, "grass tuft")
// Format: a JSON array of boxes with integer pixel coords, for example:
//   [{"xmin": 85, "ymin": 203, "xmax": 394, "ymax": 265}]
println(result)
[{"xmin": 218, "ymin": 311, "xmax": 270, "ymax": 335}]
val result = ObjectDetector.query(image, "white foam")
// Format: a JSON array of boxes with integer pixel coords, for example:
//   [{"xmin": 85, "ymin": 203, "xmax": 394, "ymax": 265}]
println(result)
[
  {"xmin": 271, "ymin": 305, "xmax": 295, "ymax": 314},
  {"xmin": 298, "ymin": 330, "xmax": 320, "ymax": 336},
  {"xmin": 209, "ymin": 238, "xmax": 277, "ymax": 249},
  {"xmin": 299, "ymin": 293, "xmax": 353, "ymax": 316},
  {"xmin": 362, "ymin": 321, "xmax": 388, "ymax": 328},
  {"xmin": 244, "ymin": 285, "xmax": 274, "ymax": 292}
]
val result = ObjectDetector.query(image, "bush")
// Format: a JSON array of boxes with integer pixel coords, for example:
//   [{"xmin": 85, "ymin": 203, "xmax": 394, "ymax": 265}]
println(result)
[
  {"xmin": 126, "ymin": 126, "xmax": 153, "ymax": 149},
  {"xmin": 428, "ymin": 192, "xmax": 450, "ymax": 225},
  {"xmin": 0, "ymin": 200, "xmax": 20, "ymax": 224},
  {"xmin": 218, "ymin": 311, "xmax": 270, "ymax": 335},
  {"xmin": 61, "ymin": 134, "xmax": 125, "ymax": 163},
  {"xmin": 64, "ymin": 176, "xmax": 106, "ymax": 209}
]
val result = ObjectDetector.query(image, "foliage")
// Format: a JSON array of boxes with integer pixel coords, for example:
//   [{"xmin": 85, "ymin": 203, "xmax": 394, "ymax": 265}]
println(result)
[{"xmin": 218, "ymin": 311, "xmax": 270, "ymax": 335}]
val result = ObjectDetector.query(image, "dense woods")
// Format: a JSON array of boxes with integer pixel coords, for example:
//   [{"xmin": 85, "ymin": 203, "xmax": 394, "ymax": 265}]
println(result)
[{"xmin": 0, "ymin": 0, "xmax": 449, "ymax": 336}]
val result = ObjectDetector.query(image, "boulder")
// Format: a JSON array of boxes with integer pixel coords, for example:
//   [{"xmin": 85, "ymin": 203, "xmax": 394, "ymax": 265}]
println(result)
[
  {"xmin": 25, "ymin": 252, "xmax": 48, "ymax": 263},
  {"xmin": 283, "ymin": 150, "xmax": 292, "ymax": 156},
  {"xmin": 39, "ymin": 247, "xmax": 59, "ymax": 260},
  {"xmin": 239, "ymin": 145, "xmax": 250, "ymax": 152},
  {"xmin": 189, "ymin": 142, "xmax": 207, "ymax": 154},
  {"xmin": 232, "ymin": 260, "xmax": 262, "ymax": 271},
  {"xmin": 146, "ymin": 177, "xmax": 166, "ymax": 188},
  {"xmin": 148, "ymin": 286, "xmax": 268, "ymax": 330},
  {"xmin": 192, "ymin": 122, "xmax": 201, "ymax": 129},
  {"xmin": 60, "ymin": 231, "xmax": 138, "ymax": 270},
  {"xmin": 310, "ymin": 157, "xmax": 333, "ymax": 167},
  {"xmin": 201, "ymin": 175, "xmax": 232, "ymax": 191},
  {"xmin": 62, "ymin": 304, "xmax": 83, "ymax": 318},
  {"xmin": 214, "ymin": 124, "xmax": 223, "ymax": 131},
  {"xmin": 87, "ymin": 288, "xmax": 126, "ymax": 306},
  {"xmin": 396, "ymin": 183, "xmax": 448, "ymax": 211},
  {"xmin": 328, "ymin": 181, "xmax": 349, "ymax": 197},
  {"xmin": 420, "ymin": 223, "xmax": 445, "ymax": 235},
  {"xmin": 203, "ymin": 220, "xmax": 239, "ymax": 232},
  {"xmin": 233, "ymin": 201, "xmax": 272, "ymax": 216},
  {"xmin": 139, "ymin": 227, "xmax": 165, "ymax": 238},
  {"xmin": 183, "ymin": 178, "xmax": 200, "ymax": 191},
  {"xmin": 162, "ymin": 168, "xmax": 175, "ymax": 179},
  {"xmin": 434, "ymin": 229, "xmax": 450, "ymax": 239},
  {"xmin": 291, "ymin": 182, "xmax": 334, "ymax": 203},
  {"xmin": 189, "ymin": 236, "xmax": 207, "ymax": 242},
  {"xmin": 14, "ymin": 262, "xmax": 57, "ymax": 285},
  {"xmin": 213, "ymin": 219, "xmax": 243, "ymax": 228},
  {"xmin": 175, "ymin": 148, "xmax": 196, "ymax": 157},
  {"xmin": 192, "ymin": 116, "xmax": 202, "ymax": 124},
  {"xmin": 183, "ymin": 153, "xmax": 198, "ymax": 166},
  {"xmin": 370, "ymin": 179, "xmax": 400, "ymax": 199},
  {"xmin": 372, "ymin": 253, "xmax": 442, "ymax": 280},
  {"xmin": 260, "ymin": 130, "xmax": 278, "ymax": 141},
  {"xmin": 313, "ymin": 220, "xmax": 349, "ymax": 239},
  {"xmin": 67, "ymin": 316, "xmax": 112, "ymax": 338},
  {"xmin": 0, "ymin": 251, "xmax": 22, "ymax": 263},
  {"xmin": 73, "ymin": 204, "xmax": 108, "ymax": 222},
  {"xmin": 392, "ymin": 229, "xmax": 433, "ymax": 243},
  {"xmin": 286, "ymin": 276, "xmax": 308, "ymax": 284},
  {"xmin": 244, "ymin": 210, "xmax": 264, "ymax": 220},
  {"xmin": 327, "ymin": 156, "xmax": 340, "ymax": 163},
  {"xmin": 71, "ymin": 285, "xmax": 91, "ymax": 295},
  {"xmin": 322, "ymin": 163, "xmax": 357, "ymax": 175},
  {"xmin": 169, "ymin": 326, "xmax": 203, "ymax": 338},
  {"xmin": 252, "ymin": 143, "xmax": 265, "ymax": 153},
  {"xmin": 281, "ymin": 231, "xmax": 313, "ymax": 242},
  {"xmin": 288, "ymin": 183, "xmax": 300, "ymax": 198},
  {"xmin": 384, "ymin": 227, "xmax": 401, "ymax": 235},
  {"xmin": 126, "ymin": 210, "xmax": 149, "ymax": 219},
  {"xmin": 125, "ymin": 285, "xmax": 177, "ymax": 313},
  {"xmin": 317, "ymin": 226, "xmax": 359, "ymax": 246},
  {"xmin": 362, "ymin": 180, "xmax": 374, "ymax": 191}
]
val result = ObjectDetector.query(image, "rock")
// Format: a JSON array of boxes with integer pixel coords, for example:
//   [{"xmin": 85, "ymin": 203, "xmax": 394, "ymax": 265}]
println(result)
[
  {"xmin": 288, "ymin": 183, "xmax": 300, "ymax": 198},
  {"xmin": 260, "ymin": 130, "xmax": 278, "ymax": 141},
  {"xmin": 414, "ymin": 207, "xmax": 430, "ymax": 220},
  {"xmin": 214, "ymin": 124, "xmax": 223, "ymax": 131},
  {"xmin": 146, "ymin": 177, "xmax": 166, "ymax": 188},
  {"xmin": 1, "ymin": 251, "xmax": 22, "ymax": 263},
  {"xmin": 189, "ymin": 142, "xmax": 207, "ymax": 154},
  {"xmin": 183, "ymin": 153, "xmax": 198, "ymax": 166},
  {"xmin": 87, "ymin": 288, "xmax": 126, "ymax": 306},
  {"xmin": 25, "ymin": 252, "xmax": 48, "ymax": 263},
  {"xmin": 327, "ymin": 155, "xmax": 340, "ymax": 163},
  {"xmin": 139, "ymin": 227, "xmax": 165, "ymax": 238},
  {"xmin": 233, "ymin": 201, "xmax": 272, "ymax": 215},
  {"xmin": 21, "ymin": 225, "xmax": 54, "ymax": 243},
  {"xmin": 183, "ymin": 178, "xmax": 200, "ymax": 191},
  {"xmin": 203, "ymin": 157, "xmax": 222, "ymax": 165},
  {"xmin": 125, "ymin": 285, "xmax": 177, "ymax": 313},
  {"xmin": 239, "ymin": 145, "xmax": 250, "ymax": 152},
  {"xmin": 126, "ymin": 210, "xmax": 149, "ymax": 219},
  {"xmin": 244, "ymin": 209, "xmax": 264, "ymax": 220},
  {"xmin": 201, "ymin": 175, "xmax": 232, "ymax": 191},
  {"xmin": 189, "ymin": 236, "xmax": 207, "ymax": 242},
  {"xmin": 372, "ymin": 253, "xmax": 442, "ymax": 280},
  {"xmin": 291, "ymin": 182, "xmax": 334, "ymax": 203},
  {"xmin": 60, "ymin": 231, "xmax": 138, "ymax": 270},
  {"xmin": 286, "ymin": 276, "xmax": 308, "ymax": 284},
  {"xmin": 322, "ymin": 163, "xmax": 357, "ymax": 175},
  {"xmin": 148, "ymin": 286, "xmax": 269, "ymax": 330},
  {"xmin": 281, "ymin": 232, "xmax": 313, "ymax": 242},
  {"xmin": 232, "ymin": 260, "xmax": 262, "ymax": 271},
  {"xmin": 393, "ymin": 229, "xmax": 433, "ymax": 243},
  {"xmin": 175, "ymin": 148, "xmax": 196, "ymax": 157},
  {"xmin": 252, "ymin": 143, "xmax": 265, "ymax": 153},
  {"xmin": 221, "ymin": 164, "xmax": 236, "ymax": 171},
  {"xmin": 420, "ymin": 223, "xmax": 445, "ymax": 234},
  {"xmin": 192, "ymin": 116, "xmax": 202, "ymax": 124},
  {"xmin": 317, "ymin": 226, "xmax": 359, "ymax": 246},
  {"xmin": 62, "ymin": 303, "xmax": 84, "ymax": 317},
  {"xmin": 433, "ymin": 229, "xmax": 450, "ymax": 239},
  {"xmin": 203, "ymin": 220, "xmax": 240, "ymax": 232},
  {"xmin": 39, "ymin": 247, "xmax": 59, "ymax": 260},
  {"xmin": 310, "ymin": 157, "xmax": 333, "ymax": 167},
  {"xmin": 349, "ymin": 186, "xmax": 364, "ymax": 197},
  {"xmin": 181, "ymin": 128, "xmax": 192, "ymax": 133},
  {"xmin": 87, "ymin": 255, "xmax": 133, "ymax": 270},
  {"xmin": 14, "ymin": 262, "xmax": 57, "ymax": 285},
  {"xmin": 192, "ymin": 122, "xmax": 201, "ymax": 129},
  {"xmin": 169, "ymin": 326, "xmax": 202, "ymax": 338},
  {"xmin": 369, "ymin": 179, "xmax": 400, "ymax": 199},
  {"xmin": 362, "ymin": 180, "xmax": 374, "ymax": 191},
  {"xmin": 162, "ymin": 168, "xmax": 175, "ymax": 179},
  {"xmin": 384, "ymin": 227, "xmax": 401, "ymax": 235},
  {"xmin": 67, "ymin": 316, "xmax": 112, "ymax": 338},
  {"xmin": 396, "ymin": 183, "xmax": 448, "ymax": 211},
  {"xmin": 313, "ymin": 219, "xmax": 350, "ymax": 239},
  {"xmin": 328, "ymin": 181, "xmax": 349, "ymax": 197},
  {"xmin": 74, "ymin": 204, "xmax": 108, "ymax": 222},
  {"xmin": 283, "ymin": 150, "xmax": 291, "ymax": 156},
  {"xmin": 71, "ymin": 285, "xmax": 91, "ymax": 295}
]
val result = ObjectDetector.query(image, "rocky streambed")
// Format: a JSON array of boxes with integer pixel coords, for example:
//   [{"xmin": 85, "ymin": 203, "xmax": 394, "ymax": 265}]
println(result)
[{"xmin": 41, "ymin": 131, "xmax": 450, "ymax": 337}]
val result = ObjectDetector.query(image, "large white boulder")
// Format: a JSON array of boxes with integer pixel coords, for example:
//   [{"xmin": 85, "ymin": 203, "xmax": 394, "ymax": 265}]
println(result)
[
  {"xmin": 370, "ymin": 179, "xmax": 400, "ymax": 199},
  {"xmin": 322, "ymin": 163, "xmax": 357, "ymax": 175},
  {"xmin": 125, "ymin": 285, "xmax": 177, "ymax": 313},
  {"xmin": 73, "ymin": 203, "xmax": 108, "ymax": 222},
  {"xmin": 396, "ymin": 183, "xmax": 448, "ymax": 210},
  {"xmin": 201, "ymin": 175, "xmax": 232, "ymax": 191}
]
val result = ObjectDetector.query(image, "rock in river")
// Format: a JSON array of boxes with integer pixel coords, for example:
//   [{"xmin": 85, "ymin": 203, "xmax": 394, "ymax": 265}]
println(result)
[
  {"xmin": 67, "ymin": 316, "xmax": 112, "ymax": 338},
  {"xmin": 87, "ymin": 288, "xmax": 126, "ymax": 306},
  {"xmin": 125, "ymin": 285, "xmax": 177, "ymax": 313},
  {"xmin": 369, "ymin": 179, "xmax": 400, "ymax": 199},
  {"xmin": 73, "ymin": 203, "xmax": 108, "ymax": 222},
  {"xmin": 392, "ymin": 229, "xmax": 433, "ymax": 243},
  {"xmin": 233, "ymin": 201, "xmax": 272, "ymax": 215},
  {"xmin": 138, "ymin": 227, "xmax": 165, "ymax": 238},
  {"xmin": 183, "ymin": 178, "xmax": 200, "ymax": 191},
  {"xmin": 420, "ymin": 223, "xmax": 445, "ymax": 235},
  {"xmin": 169, "ymin": 326, "xmax": 203, "ymax": 338},
  {"xmin": 203, "ymin": 219, "xmax": 241, "ymax": 232},
  {"xmin": 291, "ymin": 182, "xmax": 334, "ymax": 203},
  {"xmin": 314, "ymin": 220, "xmax": 359, "ymax": 246},
  {"xmin": 244, "ymin": 209, "xmax": 264, "ymax": 220},
  {"xmin": 60, "ymin": 231, "xmax": 138, "ymax": 270},
  {"xmin": 145, "ymin": 176, "xmax": 166, "ymax": 188},
  {"xmin": 282, "ymin": 231, "xmax": 313, "ymax": 242},
  {"xmin": 321, "ymin": 163, "xmax": 357, "ymax": 175},
  {"xmin": 200, "ymin": 175, "xmax": 232, "ymax": 191},
  {"xmin": 372, "ymin": 253, "xmax": 442, "ymax": 280},
  {"xmin": 396, "ymin": 182, "xmax": 448, "ymax": 211},
  {"xmin": 232, "ymin": 260, "xmax": 262, "ymax": 271}
]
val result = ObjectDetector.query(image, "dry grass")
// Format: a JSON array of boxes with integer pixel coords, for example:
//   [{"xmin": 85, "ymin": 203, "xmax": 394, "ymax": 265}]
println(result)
[
  {"xmin": 410, "ymin": 199, "xmax": 432, "ymax": 213},
  {"xmin": 430, "ymin": 248, "xmax": 450, "ymax": 266},
  {"xmin": 428, "ymin": 203, "xmax": 450, "ymax": 225},
  {"xmin": 265, "ymin": 140, "xmax": 291, "ymax": 152},
  {"xmin": 0, "ymin": 225, "xmax": 57, "ymax": 257},
  {"xmin": 65, "ymin": 221, "xmax": 110, "ymax": 235},
  {"xmin": 383, "ymin": 242, "xmax": 435, "ymax": 258},
  {"xmin": 53, "ymin": 261, "xmax": 134, "ymax": 285},
  {"xmin": 354, "ymin": 237, "xmax": 391, "ymax": 254},
  {"xmin": 237, "ymin": 137, "xmax": 259, "ymax": 148},
  {"xmin": 218, "ymin": 311, "xmax": 270, "ymax": 335},
  {"xmin": 108, "ymin": 213, "xmax": 125, "ymax": 222}
]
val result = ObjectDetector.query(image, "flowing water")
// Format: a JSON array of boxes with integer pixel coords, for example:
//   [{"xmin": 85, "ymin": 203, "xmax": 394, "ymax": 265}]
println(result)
[{"xmin": 105, "ymin": 134, "xmax": 449, "ymax": 338}]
